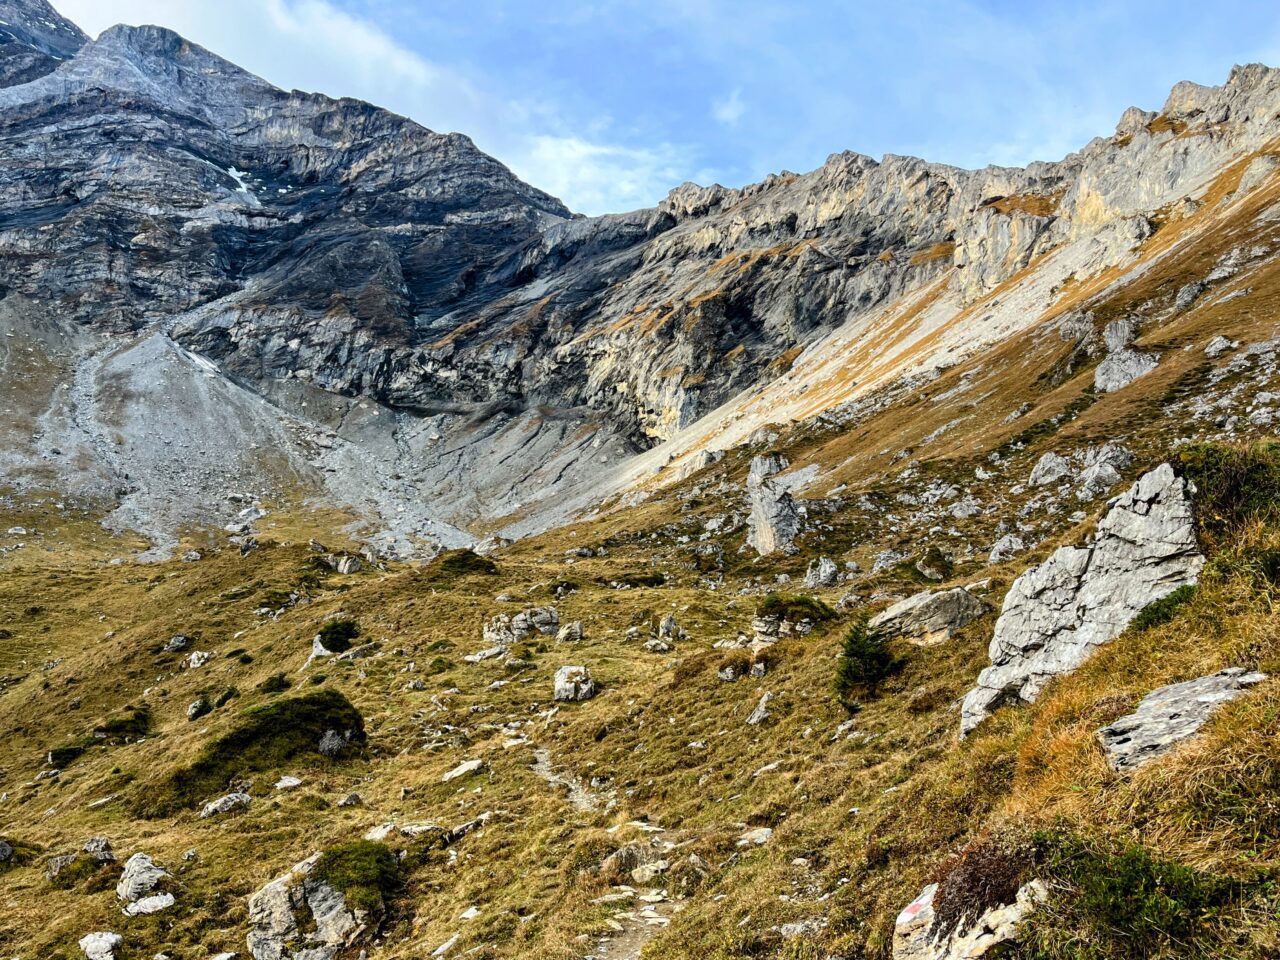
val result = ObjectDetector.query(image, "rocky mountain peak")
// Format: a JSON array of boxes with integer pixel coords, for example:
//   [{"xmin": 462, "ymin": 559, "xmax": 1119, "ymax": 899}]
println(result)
[{"xmin": 0, "ymin": 0, "xmax": 86, "ymax": 86}]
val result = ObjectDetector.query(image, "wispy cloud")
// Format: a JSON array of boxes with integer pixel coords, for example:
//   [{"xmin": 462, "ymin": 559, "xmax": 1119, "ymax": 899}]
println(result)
[{"xmin": 712, "ymin": 88, "xmax": 745, "ymax": 126}]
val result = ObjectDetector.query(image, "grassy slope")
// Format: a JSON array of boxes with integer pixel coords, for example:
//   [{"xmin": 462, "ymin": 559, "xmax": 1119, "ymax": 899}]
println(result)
[{"xmin": 2, "ymin": 157, "xmax": 1280, "ymax": 960}]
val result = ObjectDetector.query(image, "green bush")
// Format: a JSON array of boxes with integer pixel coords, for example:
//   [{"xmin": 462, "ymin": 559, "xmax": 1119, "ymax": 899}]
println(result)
[
  {"xmin": 834, "ymin": 618, "xmax": 900, "ymax": 705},
  {"xmin": 93, "ymin": 706, "xmax": 151, "ymax": 742},
  {"xmin": 1177, "ymin": 441, "xmax": 1280, "ymax": 538},
  {"xmin": 756, "ymin": 593, "xmax": 836, "ymax": 623},
  {"xmin": 257, "ymin": 673, "xmax": 291, "ymax": 694},
  {"xmin": 1023, "ymin": 832, "xmax": 1240, "ymax": 958},
  {"xmin": 1128, "ymin": 584, "xmax": 1197, "ymax": 633},
  {"xmin": 314, "ymin": 840, "xmax": 399, "ymax": 913},
  {"xmin": 317, "ymin": 618, "xmax": 360, "ymax": 653},
  {"xmin": 430, "ymin": 549, "xmax": 498, "ymax": 578},
  {"xmin": 142, "ymin": 690, "xmax": 364, "ymax": 815}
]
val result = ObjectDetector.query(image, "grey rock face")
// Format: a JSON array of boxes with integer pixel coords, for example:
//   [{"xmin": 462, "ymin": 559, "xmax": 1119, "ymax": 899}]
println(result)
[
  {"xmin": 804, "ymin": 556, "xmax": 839, "ymax": 587},
  {"xmin": 1097, "ymin": 668, "xmax": 1267, "ymax": 773},
  {"xmin": 746, "ymin": 455, "xmax": 802, "ymax": 556},
  {"xmin": 1028, "ymin": 452, "xmax": 1070, "ymax": 487},
  {"xmin": 483, "ymin": 607, "xmax": 559, "ymax": 646},
  {"xmin": 1095, "ymin": 347, "xmax": 1159, "ymax": 392},
  {"xmin": 0, "ymin": 0, "xmax": 87, "ymax": 88},
  {"xmin": 869, "ymin": 588, "xmax": 986, "ymax": 645},
  {"xmin": 247, "ymin": 852, "xmax": 369, "ymax": 960},
  {"xmin": 962, "ymin": 464, "xmax": 1204, "ymax": 735},
  {"xmin": 116, "ymin": 852, "xmax": 167, "ymax": 902},
  {"xmin": 553, "ymin": 665, "xmax": 596, "ymax": 702}
]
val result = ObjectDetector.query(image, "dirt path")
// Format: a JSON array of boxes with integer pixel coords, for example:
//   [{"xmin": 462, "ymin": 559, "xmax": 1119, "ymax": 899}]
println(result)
[
  {"xmin": 531, "ymin": 747, "xmax": 602, "ymax": 812},
  {"xmin": 588, "ymin": 888, "xmax": 683, "ymax": 960}
]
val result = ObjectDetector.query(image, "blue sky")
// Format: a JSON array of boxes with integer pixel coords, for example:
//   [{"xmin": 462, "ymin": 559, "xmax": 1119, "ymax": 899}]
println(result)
[{"xmin": 60, "ymin": 0, "xmax": 1280, "ymax": 215}]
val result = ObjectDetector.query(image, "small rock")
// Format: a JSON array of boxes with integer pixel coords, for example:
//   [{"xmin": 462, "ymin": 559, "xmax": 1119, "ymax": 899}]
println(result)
[
  {"xmin": 442, "ymin": 759, "xmax": 485, "ymax": 783},
  {"xmin": 124, "ymin": 892, "xmax": 176, "ymax": 916},
  {"xmin": 78, "ymin": 932, "xmax": 122, "ymax": 960},
  {"xmin": 736, "ymin": 827, "xmax": 773, "ymax": 847},
  {"xmin": 275, "ymin": 776, "xmax": 303, "ymax": 790},
  {"xmin": 556, "ymin": 620, "xmax": 584, "ymax": 643},
  {"xmin": 553, "ymin": 665, "xmax": 596, "ymax": 702},
  {"xmin": 187, "ymin": 697, "xmax": 212, "ymax": 721},
  {"xmin": 746, "ymin": 691, "xmax": 773, "ymax": 726},
  {"xmin": 199, "ymin": 792, "xmax": 251, "ymax": 819},
  {"xmin": 804, "ymin": 556, "xmax": 839, "ymax": 588},
  {"xmin": 987, "ymin": 534, "xmax": 1025, "ymax": 565}
]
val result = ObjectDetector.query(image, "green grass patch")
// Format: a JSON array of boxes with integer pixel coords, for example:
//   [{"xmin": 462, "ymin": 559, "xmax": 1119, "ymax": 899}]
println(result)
[
  {"xmin": 428, "ymin": 549, "xmax": 498, "ymax": 579},
  {"xmin": 1178, "ymin": 440, "xmax": 1280, "ymax": 540},
  {"xmin": 756, "ymin": 593, "xmax": 836, "ymax": 623},
  {"xmin": 1127, "ymin": 584, "xmax": 1197, "ymax": 633},
  {"xmin": 1023, "ymin": 832, "xmax": 1243, "ymax": 959},
  {"xmin": 314, "ymin": 840, "xmax": 399, "ymax": 913},
  {"xmin": 317, "ymin": 617, "xmax": 360, "ymax": 652},
  {"xmin": 141, "ymin": 690, "xmax": 364, "ymax": 815}
]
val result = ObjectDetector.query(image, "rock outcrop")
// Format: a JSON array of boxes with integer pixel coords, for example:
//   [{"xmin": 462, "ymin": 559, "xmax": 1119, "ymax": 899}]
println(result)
[
  {"xmin": 746, "ymin": 455, "xmax": 802, "ymax": 556},
  {"xmin": 962, "ymin": 464, "xmax": 1204, "ymax": 735},
  {"xmin": 1097, "ymin": 668, "xmax": 1267, "ymax": 773},
  {"xmin": 553, "ymin": 665, "xmax": 597, "ymax": 702},
  {"xmin": 870, "ymin": 587, "xmax": 987, "ymax": 645},
  {"xmin": 893, "ymin": 880, "xmax": 1045, "ymax": 960},
  {"xmin": 247, "ymin": 852, "xmax": 371, "ymax": 960}
]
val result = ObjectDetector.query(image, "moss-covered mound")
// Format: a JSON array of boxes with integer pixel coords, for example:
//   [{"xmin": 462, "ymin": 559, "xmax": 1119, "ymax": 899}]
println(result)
[
  {"xmin": 314, "ymin": 840, "xmax": 400, "ymax": 913},
  {"xmin": 143, "ymin": 689, "xmax": 365, "ymax": 815}
]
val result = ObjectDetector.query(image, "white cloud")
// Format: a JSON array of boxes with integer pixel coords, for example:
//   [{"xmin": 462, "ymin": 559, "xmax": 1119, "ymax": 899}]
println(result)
[
  {"xmin": 53, "ymin": 0, "xmax": 696, "ymax": 214},
  {"xmin": 515, "ymin": 135, "xmax": 689, "ymax": 214},
  {"xmin": 712, "ymin": 88, "xmax": 745, "ymax": 126}
]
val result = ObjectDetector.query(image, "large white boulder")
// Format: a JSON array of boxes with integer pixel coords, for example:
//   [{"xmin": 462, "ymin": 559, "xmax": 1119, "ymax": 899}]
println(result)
[{"xmin": 962, "ymin": 464, "xmax": 1204, "ymax": 735}]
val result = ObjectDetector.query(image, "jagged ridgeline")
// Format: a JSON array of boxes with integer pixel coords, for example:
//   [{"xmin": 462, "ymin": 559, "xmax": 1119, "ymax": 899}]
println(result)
[{"xmin": 2, "ymin": 0, "xmax": 1280, "ymax": 958}]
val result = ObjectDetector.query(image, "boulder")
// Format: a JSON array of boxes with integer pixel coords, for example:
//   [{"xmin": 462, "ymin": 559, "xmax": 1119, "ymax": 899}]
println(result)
[
  {"xmin": 746, "ymin": 454, "xmax": 802, "ymax": 556},
  {"xmin": 962, "ymin": 464, "xmax": 1204, "ymax": 735},
  {"xmin": 869, "ymin": 588, "xmax": 987, "ymax": 645},
  {"xmin": 247, "ymin": 852, "xmax": 370, "ymax": 960},
  {"xmin": 482, "ymin": 607, "xmax": 559, "ymax": 646},
  {"xmin": 893, "ymin": 880, "xmax": 1045, "ymax": 960},
  {"xmin": 124, "ymin": 892, "xmax": 176, "ymax": 916},
  {"xmin": 116, "ymin": 852, "xmax": 167, "ymax": 902},
  {"xmin": 187, "ymin": 697, "xmax": 212, "ymax": 721},
  {"xmin": 1205, "ymin": 335, "xmax": 1238, "ymax": 358},
  {"xmin": 987, "ymin": 534, "xmax": 1025, "ymax": 565},
  {"xmin": 746, "ymin": 691, "xmax": 773, "ymax": 726},
  {"xmin": 1097, "ymin": 668, "xmax": 1267, "ymax": 773},
  {"xmin": 556, "ymin": 620, "xmax": 584, "ymax": 643},
  {"xmin": 1095, "ymin": 348, "xmax": 1159, "ymax": 392},
  {"xmin": 804, "ymin": 556, "xmax": 839, "ymax": 588},
  {"xmin": 736, "ymin": 826, "xmax": 773, "ymax": 847},
  {"xmin": 83, "ymin": 837, "xmax": 115, "ymax": 864},
  {"xmin": 1028, "ymin": 452, "xmax": 1070, "ymax": 487},
  {"xmin": 442, "ymin": 759, "xmax": 485, "ymax": 783},
  {"xmin": 553, "ymin": 665, "xmax": 596, "ymax": 702},
  {"xmin": 78, "ymin": 932, "xmax": 122, "ymax": 960},
  {"xmin": 1076, "ymin": 462, "xmax": 1122, "ymax": 500},
  {"xmin": 199, "ymin": 792, "xmax": 252, "ymax": 819}
]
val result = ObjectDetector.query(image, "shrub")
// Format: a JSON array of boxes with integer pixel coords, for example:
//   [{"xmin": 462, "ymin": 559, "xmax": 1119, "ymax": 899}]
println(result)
[
  {"xmin": 756, "ymin": 593, "xmax": 836, "ymax": 623},
  {"xmin": 142, "ymin": 690, "xmax": 365, "ymax": 815},
  {"xmin": 1127, "ymin": 584, "xmax": 1196, "ymax": 633},
  {"xmin": 834, "ymin": 618, "xmax": 900, "ymax": 705},
  {"xmin": 256, "ymin": 673, "xmax": 291, "ymax": 694},
  {"xmin": 94, "ymin": 706, "xmax": 151, "ymax": 742},
  {"xmin": 317, "ymin": 617, "xmax": 360, "ymax": 653},
  {"xmin": 930, "ymin": 835, "xmax": 1036, "ymax": 938},
  {"xmin": 613, "ymin": 571, "xmax": 666, "ymax": 588},
  {"xmin": 1024, "ymin": 832, "xmax": 1240, "ymax": 958},
  {"xmin": 314, "ymin": 840, "xmax": 399, "ymax": 913},
  {"xmin": 1177, "ymin": 441, "xmax": 1280, "ymax": 539},
  {"xmin": 430, "ymin": 549, "xmax": 498, "ymax": 578}
]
